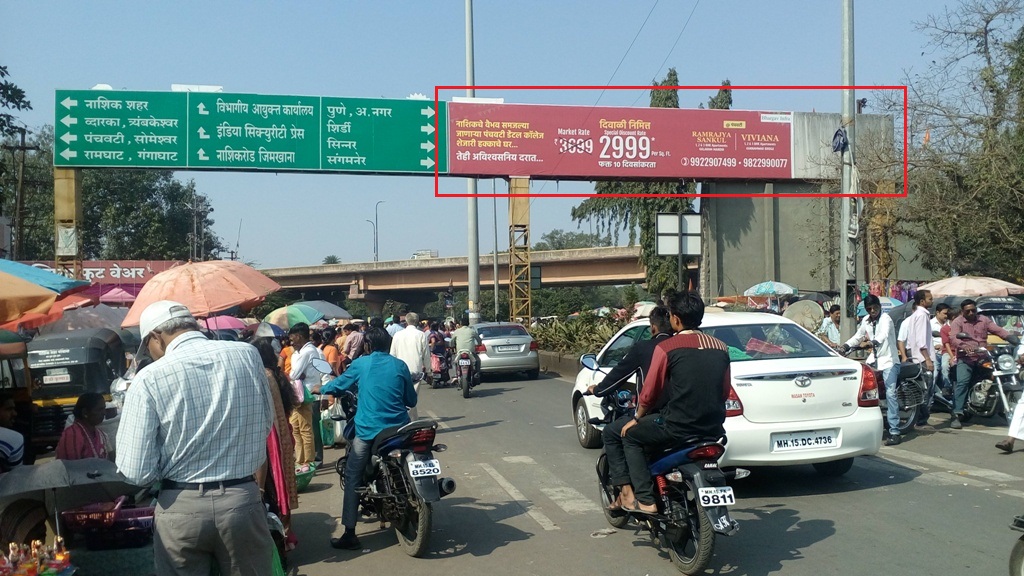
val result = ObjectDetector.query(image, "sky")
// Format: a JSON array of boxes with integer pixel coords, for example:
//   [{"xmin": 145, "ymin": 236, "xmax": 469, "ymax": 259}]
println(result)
[{"xmin": 3, "ymin": 0, "xmax": 954, "ymax": 268}]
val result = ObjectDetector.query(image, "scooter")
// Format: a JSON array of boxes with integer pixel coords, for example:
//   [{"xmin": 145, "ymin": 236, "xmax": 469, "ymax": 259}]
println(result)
[{"xmin": 932, "ymin": 335, "xmax": 1023, "ymax": 424}]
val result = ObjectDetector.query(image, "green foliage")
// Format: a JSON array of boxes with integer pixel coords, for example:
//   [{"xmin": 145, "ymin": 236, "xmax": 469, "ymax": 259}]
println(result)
[
  {"xmin": 530, "ymin": 314, "xmax": 623, "ymax": 356},
  {"xmin": 533, "ymin": 228, "xmax": 612, "ymax": 251},
  {"xmin": 322, "ymin": 255, "xmax": 340, "ymax": 265},
  {"xmin": 0, "ymin": 65, "xmax": 31, "ymax": 138},
  {"xmin": 571, "ymin": 70, "xmax": 735, "ymax": 295}
]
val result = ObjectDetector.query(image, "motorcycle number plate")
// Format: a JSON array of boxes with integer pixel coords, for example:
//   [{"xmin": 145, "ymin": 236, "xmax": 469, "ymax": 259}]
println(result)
[
  {"xmin": 697, "ymin": 486, "xmax": 736, "ymax": 507},
  {"xmin": 408, "ymin": 459, "xmax": 441, "ymax": 478},
  {"xmin": 458, "ymin": 359, "xmax": 472, "ymax": 366}
]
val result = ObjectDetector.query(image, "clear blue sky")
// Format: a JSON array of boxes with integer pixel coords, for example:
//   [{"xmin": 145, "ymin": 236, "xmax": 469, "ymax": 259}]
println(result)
[{"xmin": 4, "ymin": 0, "xmax": 951, "ymax": 267}]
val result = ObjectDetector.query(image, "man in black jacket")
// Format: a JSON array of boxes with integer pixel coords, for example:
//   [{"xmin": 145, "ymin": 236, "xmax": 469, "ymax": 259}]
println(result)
[{"xmin": 596, "ymin": 305, "xmax": 672, "ymax": 512}]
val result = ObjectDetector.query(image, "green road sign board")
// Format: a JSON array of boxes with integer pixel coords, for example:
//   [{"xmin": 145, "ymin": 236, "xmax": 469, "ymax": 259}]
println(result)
[{"xmin": 54, "ymin": 90, "xmax": 448, "ymax": 174}]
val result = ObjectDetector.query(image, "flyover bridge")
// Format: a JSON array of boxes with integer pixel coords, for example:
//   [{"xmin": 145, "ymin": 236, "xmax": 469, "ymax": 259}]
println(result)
[{"xmin": 261, "ymin": 246, "xmax": 644, "ymax": 314}]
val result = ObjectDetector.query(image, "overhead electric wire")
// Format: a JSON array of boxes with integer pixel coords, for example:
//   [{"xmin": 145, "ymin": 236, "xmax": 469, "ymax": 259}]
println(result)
[{"xmin": 631, "ymin": 0, "xmax": 701, "ymax": 107}]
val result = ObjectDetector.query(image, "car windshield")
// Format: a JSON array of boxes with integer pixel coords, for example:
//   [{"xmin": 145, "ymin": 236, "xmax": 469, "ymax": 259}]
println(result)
[
  {"xmin": 986, "ymin": 313, "xmax": 1024, "ymax": 337},
  {"xmin": 702, "ymin": 323, "xmax": 835, "ymax": 362},
  {"xmin": 479, "ymin": 326, "xmax": 529, "ymax": 339}
]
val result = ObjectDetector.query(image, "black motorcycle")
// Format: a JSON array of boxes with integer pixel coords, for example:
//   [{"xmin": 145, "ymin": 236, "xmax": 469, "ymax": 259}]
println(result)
[
  {"xmin": 330, "ymin": 389, "xmax": 457, "ymax": 557},
  {"xmin": 581, "ymin": 359, "xmax": 742, "ymax": 575},
  {"xmin": 452, "ymin": 348, "xmax": 478, "ymax": 399},
  {"xmin": 932, "ymin": 335, "xmax": 1023, "ymax": 424},
  {"xmin": 1011, "ymin": 514, "xmax": 1024, "ymax": 575}
]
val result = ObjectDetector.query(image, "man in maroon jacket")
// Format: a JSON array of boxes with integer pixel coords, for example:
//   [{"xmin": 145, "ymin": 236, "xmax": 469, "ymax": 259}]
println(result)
[{"xmin": 609, "ymin": 291, "xmax": 732, "ymax": 515}]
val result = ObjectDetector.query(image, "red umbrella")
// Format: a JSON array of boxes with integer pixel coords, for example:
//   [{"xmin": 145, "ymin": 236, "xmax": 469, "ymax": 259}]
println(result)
[{"xmin": 122, "ymin": 261, "xmax": 280, "ymax": 328}]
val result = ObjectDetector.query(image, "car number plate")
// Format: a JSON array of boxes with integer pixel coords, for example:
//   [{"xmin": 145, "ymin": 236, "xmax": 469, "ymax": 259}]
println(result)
[
  {"xmin": 458, "ymin": 359, "xmax": 472, "ymax": 366},
  {"xmin": 496, "ymin": 345, "xmax": 518, "ymax": 352},
  {"xmin": 697, "ymin": 486, "xmax": 735, "ymax": 506},
  {"xmin": 407, "ymin": 459, "xmax": 441, "ymax": 478},
  {"xmin": 43, "ymin": 374, "xmax": 71, "ymax": 384},
  {"xmin": 771, "ymin": 429, "xmax": 839, "ymax": 452}
]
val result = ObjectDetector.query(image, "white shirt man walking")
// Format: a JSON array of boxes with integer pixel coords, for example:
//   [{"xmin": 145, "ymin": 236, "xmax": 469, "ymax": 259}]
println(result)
[
  {"xmin": 117, "ymin": 301, "xmax": 274, "ymax": 576},
  {"xmin": 390, "ymin": 311, "xmax": 431, "ymax": 420}
]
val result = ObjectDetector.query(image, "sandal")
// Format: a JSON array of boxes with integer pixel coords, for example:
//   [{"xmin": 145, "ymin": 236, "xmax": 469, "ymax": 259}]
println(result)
[
  {"xmin": 996, "ymin": 440, "xmax": 1015, "ymax": 453},
  {"xmin": 626, "ymin": 501, "xmax": 658, "ymax": 516}
]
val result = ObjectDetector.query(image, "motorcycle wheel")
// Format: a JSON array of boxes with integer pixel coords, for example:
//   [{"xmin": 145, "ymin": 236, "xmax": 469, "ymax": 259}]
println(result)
[
  {"xmin": 1005, "ymin": 391, "xmax": 1021, "ymax": 425},
  {"xmin": 1010, "ymin": 535, "xmax": 1024, "ymax": 576},
  {"xmin": 667, "ymin": 488, "xmax": 715, "ymax": 575},
  {"xmin": 896, "ymin": 405, "xmax": 918, "ymax": 434},
  {"xmin": 596, "ymin": 457, "xmax": 628, "ymax": 529},
  {"xmin": 395, "ymin": 497, "xmax": 432, "ymax": 557},
  {"xmin": 461, "ymin": 373, "xmax": 471, "ymax": 398}
]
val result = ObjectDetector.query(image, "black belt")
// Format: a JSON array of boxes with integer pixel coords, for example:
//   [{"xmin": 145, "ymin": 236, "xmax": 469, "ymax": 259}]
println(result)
[{"xmin": 162, "ymin": 477, "xmax": 254, "ymax": 490}]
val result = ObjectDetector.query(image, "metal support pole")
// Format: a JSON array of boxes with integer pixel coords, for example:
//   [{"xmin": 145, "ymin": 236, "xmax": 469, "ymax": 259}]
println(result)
[
  {"xmin": 466, "ymin": 0, "xmax": 481, "ymax": 326},
  {"xmin": 374, "ymin": 200, "xmax": 384, "ymax": 262},
  {"xmin": 493, "ymin": 180, "xmax": 499, "ymax": 320},
  {"xmin": 839, "ymin": 0, "xmax": 857, "ymax": 339},
  {"xmin": 677, "ymin": 214, "xmax": 685, "ymax": 291}
]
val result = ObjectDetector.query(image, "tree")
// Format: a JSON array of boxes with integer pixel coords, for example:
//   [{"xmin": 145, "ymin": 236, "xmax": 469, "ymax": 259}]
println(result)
[
  {"xmin": 0, "ymin": 66, "xmax": 31, "ymax": 139},
  {"xmin": 878, "ymin": 0, "xmax": 1024, "ymax": 280},
  {"xmin": 532, "ymin": 228, "xmax": 612, "ymax": 251},
  {"xmin": 322, "ymin": 255, "xmax": 341, "ymax": 265},
  {"xmin": 1, "ymin": 125, "xmax": 225, "ymax": 260},
  {"xmin": 571, "ymin": 71, "xmax": 733, "ymax": 294}
]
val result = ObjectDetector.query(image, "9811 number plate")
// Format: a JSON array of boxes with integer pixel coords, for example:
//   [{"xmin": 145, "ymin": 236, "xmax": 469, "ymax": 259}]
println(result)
[
  {"xmin": 408, "ymin": 459, "xmax": 441, "ymax": 478},
  {"xmin": 697, "ymin": 486, "xmax": 735, "ymax": 506},
  {"xmin": 458, "ymin": 359, "xmax": 472, "ymax": 366}
]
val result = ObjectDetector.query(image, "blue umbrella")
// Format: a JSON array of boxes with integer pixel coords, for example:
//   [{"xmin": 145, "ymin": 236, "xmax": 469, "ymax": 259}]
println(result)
[
  {"xmin": 0, "ymin": 260, "xmax": 89, "ymax": 295},
  {"xmin": 856, "ymin": 296, "xmax": 903, "ymax": 317},
  {"xmin": 743, "ymin": 281, "xmax": 797, "ymax": 296}
]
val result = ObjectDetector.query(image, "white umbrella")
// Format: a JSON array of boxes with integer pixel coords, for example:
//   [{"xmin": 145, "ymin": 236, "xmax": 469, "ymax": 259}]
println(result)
[
  {"xmin": 743, "ymin": 281, "xmax": 797, "ymax": 296},
  {"xmin": 918, "ymin": 276, "xmax": 1024, "ymax": 297}
]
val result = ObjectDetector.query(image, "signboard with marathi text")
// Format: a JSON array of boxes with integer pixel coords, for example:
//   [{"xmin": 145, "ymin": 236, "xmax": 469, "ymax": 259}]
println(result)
[
  {"xmin": 446, "ymin": 102, "xmax": 793, "ymax": 180},
  {"xmin": 54, "ymin": 90, "xmax": 447, "ymax": 174},
  {"xmin": 21, "ymin": 260, "xmax": 179, "ymax": 284}
]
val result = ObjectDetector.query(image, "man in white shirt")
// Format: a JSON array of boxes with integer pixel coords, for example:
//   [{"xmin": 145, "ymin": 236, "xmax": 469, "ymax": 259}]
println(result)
[
  {"xmin": 117, "ymin": 301, "xmax": 273, "ymax": 575},
  {"xmin": 816, "ymin": 304, "xmax": 842, "ymax": 348},
  {"xmin": 930, "ymin": 303, "xmax": 953, "ymax": 398},
  {"xmin": 390, "ymin": 312, "xmax": 431, "ymax": 420},
  {"xmin": 288, "ymin": 323, "xmax": 326, "ymax": 467},
  {"xmin": 841, "ymin": 294, "xmax": 902, "ymax": 445},
  {"xmin": 904, "ymin": 290, "xmax": 935, "ymax": 425}
]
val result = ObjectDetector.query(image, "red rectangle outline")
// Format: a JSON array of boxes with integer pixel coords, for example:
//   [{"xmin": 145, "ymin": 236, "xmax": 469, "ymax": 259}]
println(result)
[{"xmin": 432, "ymin": 85, "xmax": 908, "ymax": 199}]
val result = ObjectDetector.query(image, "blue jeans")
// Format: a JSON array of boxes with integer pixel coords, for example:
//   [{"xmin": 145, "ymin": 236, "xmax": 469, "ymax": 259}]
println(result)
[
  {"xmin": 954, "ymin": 362, "xmax": 977, "ymax": 415},
  {"xmin": 342, "ymin": 436, "xmax": 373, "ymax": 529},
  {"xmin": 882, "ymin": 366, "xmax": 900, "ymax": 436}
]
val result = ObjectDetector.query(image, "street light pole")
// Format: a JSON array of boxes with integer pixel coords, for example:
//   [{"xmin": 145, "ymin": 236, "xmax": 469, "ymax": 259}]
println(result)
[
  {"xmin": 465, "ymin": 0, "xmax": 481, "ymax": 326},
  {"xmin": 365, "ymin": 219, "xmax": 377, "ymax": 262},
  {"xmin": 373, "ymin": 200, "xmax": 384, "ymax": 262},
  {"xmin": 839, "ymin": 0, "xmax": 857, "ymax": 339}
]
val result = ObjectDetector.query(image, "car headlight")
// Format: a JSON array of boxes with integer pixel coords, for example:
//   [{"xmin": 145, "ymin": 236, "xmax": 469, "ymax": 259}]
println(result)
[{"xmin": 997, "ymin": 354, "xmax": 1016, "ymax": 372}]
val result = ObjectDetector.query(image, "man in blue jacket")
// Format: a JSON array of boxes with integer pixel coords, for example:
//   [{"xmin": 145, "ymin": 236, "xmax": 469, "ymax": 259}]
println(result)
[{"xmin": 321, "ymin": 327, "xmax": 417, "ymax": 550}]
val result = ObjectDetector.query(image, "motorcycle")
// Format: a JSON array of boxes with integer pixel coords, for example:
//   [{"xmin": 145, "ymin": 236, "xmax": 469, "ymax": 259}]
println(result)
[
  {"xmin": 581, "ymin": 358, "xmax": 743, "ymax": 575},
  {"xmin": 452, "ymin": 348, "xmax": 478, "ymax": 399},
  {"xmin": 932, "ymin": 335, "xmax": 1023, "ymax": 424},
  {"xmin": 842, "ymin": 342, "xmax": 929, "ymax": 433},
  {"xmin": 328, "ymin": 384, "xmax": 457, "ymax": 557},
  {"xmin": 1011, "ymin": 514, "xmax": 1024, "ymax": 575}
]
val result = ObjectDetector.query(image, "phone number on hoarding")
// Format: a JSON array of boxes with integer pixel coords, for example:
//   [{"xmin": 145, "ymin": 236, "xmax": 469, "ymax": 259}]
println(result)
[{"xmin": 679, "ymin": 157, "xmax": 789, "ymax": 168}]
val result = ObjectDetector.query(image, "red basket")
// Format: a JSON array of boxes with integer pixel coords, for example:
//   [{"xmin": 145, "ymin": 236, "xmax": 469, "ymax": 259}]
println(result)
[{"xmin": 61, "ymin": 495, "xmax": 127, "ymax": 531}]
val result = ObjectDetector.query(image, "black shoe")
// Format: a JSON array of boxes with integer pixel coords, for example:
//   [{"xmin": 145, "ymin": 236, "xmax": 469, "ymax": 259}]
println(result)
[
  {"xmin": 950, "ymin": 415, "xmax": 962, "ymax": 429},
  {"xmin": 330, "ymin": 532, "xmax": 361, "ymax": 550},
  {"xmin": 884, "ymin": 434, "xmax": 901, "ymax": 446}
]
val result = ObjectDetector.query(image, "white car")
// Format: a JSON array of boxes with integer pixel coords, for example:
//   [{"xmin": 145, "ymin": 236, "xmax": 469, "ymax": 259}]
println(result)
[{"xmin": 571, "ymin": 312, "xmax": 882, "ymax": 476}]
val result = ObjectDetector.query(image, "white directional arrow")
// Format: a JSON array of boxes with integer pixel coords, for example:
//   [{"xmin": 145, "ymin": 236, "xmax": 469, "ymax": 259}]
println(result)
[
  {"xmin": 197, "ymin": 127, "xmax": 209, "ymax": 139},
  {"xmin": 61, "ymin": 97, "xmax": 78, "ymax": 109},
  {"xmin": 420, "ymin": 158, "xmax": 435, "ymax": 169},
  {"xmin": 420, "ymin": 141, "xmax": 435, "ymax": 153},
  {"xmin": 197, "ymin": 103, "xmax": 209, "ymax": 115},
  {"xmin": 197, "ymin": 148, "xmax": 209, "ymax": 161},
  {"xmin": 60, "ymin": 133, "xmax": 77, "ymax": 145},
  {"xmin": 60, "ymin": 149, "xmax": 77, "ymax": 161},
  {"xmin": 60, "ymin": 115, "xmax": 77, "ymax": 127},
  {"xmin": 421, "ymin": 124, "xmax": 435, "ymax": 136},
  {"xmin": 420, "ymin": 106, "xmax": 435, "ymax": 119}
]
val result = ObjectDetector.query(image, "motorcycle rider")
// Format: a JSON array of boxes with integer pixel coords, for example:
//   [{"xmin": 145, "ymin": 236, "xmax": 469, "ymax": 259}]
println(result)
[
  {"xmin": 949, "ymin": 299, "xmax": 1021, "ymax": 430},
  {"xmin": 448, "ymin": 317, "xmax": 481, "ymax": 386},
  {"xmin": 840, "ymin": 294, "xmax": 902, "ymax": 445},
  {"xmin": 321, "ymin": 327, "xmax": 417, "ymax": 550},
  {"xmin": 595, "ymin": 305, "xmax": 672, "ymax": 514},
  {"xmin": 611, "ymin": 291, "xmax": 731, "ymax": 515}
]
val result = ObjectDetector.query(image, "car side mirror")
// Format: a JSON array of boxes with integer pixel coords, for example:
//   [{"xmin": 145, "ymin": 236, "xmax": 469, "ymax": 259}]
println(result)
[{"xmin": 580, "ymin": 353, "xmax": 599, "ymax": 371}]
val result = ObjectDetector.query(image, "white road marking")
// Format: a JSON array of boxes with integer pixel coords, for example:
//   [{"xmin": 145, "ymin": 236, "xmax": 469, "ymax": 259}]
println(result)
[
  {"xmin": 501, "ymin": 455, "xmax": 601, "ymax": 515},
  {"xmin": 1000, "ymin": 490, "xmax": 1024, "ymax": 500},
  {"xmin": 882, "ymin": 447, "xmax": 1023, "ymax": 483},
  {"xmin": 479, "ymin": 463, "xmax": 560, "ymax": 531},
  {"xmin": 553, "ymin": 424, "xmax": 574, "ymax": 429},
  {"xmin": 424, "ymin": 410, "xmax": 450, "ymax": 430}
]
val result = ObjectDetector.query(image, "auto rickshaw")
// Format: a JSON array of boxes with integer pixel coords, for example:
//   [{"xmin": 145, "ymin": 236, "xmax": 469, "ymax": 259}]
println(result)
[{"xmin": 20, "ymin": 328, "xmax": 125, "ymax": 449}]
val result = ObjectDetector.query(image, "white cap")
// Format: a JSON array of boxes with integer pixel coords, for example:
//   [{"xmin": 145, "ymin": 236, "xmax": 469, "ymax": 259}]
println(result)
[{"xmin": 140, "ymin": 300, "xmax": 194, "ymax": 337}]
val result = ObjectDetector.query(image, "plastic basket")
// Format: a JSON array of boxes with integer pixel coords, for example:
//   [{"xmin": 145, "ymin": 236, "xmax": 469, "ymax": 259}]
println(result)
[
  {"xmin": 61, "ymin": 496, "xmax": 126, "ymax": 531},
  {"xmin": 295, "ymin": 465, "xmax": 316, "ymax": 492}
]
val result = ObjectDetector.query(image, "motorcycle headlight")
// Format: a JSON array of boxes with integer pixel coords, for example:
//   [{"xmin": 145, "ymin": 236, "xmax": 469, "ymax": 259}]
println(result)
[{"xmin": 998, "ymin": 354, "xmax": 1016, "ymax": 372}]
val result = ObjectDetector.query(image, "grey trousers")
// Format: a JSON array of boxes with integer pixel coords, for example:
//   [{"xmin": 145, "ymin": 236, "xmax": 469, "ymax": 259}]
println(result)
[{"xmin": 154, "ymin": 481, "xmax": 272, "ymax": 576}]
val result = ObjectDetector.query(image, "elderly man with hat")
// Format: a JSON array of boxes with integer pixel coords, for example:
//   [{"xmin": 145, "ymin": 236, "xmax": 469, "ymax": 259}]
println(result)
[{"xmin": 116, "ymin": 301, "xmax": 275, "ymax": 576}]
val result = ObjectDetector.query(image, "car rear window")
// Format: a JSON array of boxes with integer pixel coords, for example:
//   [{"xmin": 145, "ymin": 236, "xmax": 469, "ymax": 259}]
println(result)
[
  {"xmin": 478, "ymin": 326, "xmax": 529, "ymax": 339},
  {"xmin": 702, "ymin": 323, "xmax": 834, "ymax": 362}
]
